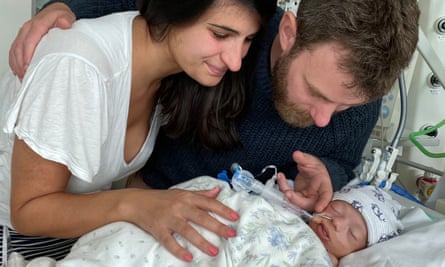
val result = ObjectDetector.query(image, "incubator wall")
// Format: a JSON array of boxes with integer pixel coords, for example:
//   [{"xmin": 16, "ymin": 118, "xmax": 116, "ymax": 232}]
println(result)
[{"xmin": 369, "ymin": 0, "xmax": 445, "ymax": 211}]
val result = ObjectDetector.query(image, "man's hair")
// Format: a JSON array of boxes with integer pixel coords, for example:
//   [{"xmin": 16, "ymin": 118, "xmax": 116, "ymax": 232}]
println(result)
[{"xmin": 292, "ymin": 0, "xmax": 420, "ymax": 101}]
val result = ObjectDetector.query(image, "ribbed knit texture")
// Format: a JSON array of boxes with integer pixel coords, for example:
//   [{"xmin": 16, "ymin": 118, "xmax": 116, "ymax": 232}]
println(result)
[{"xmin": 142, "ymin": 8, "xmax": 382, "ymax": 191}]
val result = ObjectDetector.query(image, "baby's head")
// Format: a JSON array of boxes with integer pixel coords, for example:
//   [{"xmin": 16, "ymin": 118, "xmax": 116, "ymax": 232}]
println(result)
[{"xmin": 308, "ymin": 185, "xmax": 403, "ymax": 260}]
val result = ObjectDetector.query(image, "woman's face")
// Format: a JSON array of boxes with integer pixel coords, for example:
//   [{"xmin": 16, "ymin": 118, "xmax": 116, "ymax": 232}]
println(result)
[
  {"xmin": 308, "ymin": 200, "xmax": 368, "ymax": 258},
  {"xmin": 168, "ymin": 3, "xmax": 261, "ymax": 86}
]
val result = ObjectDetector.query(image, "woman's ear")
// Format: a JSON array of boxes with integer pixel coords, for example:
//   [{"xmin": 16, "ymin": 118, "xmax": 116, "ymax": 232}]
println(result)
[{"xmin": 278, "ymin": 11, "xmax": 298, "ymax": 53}]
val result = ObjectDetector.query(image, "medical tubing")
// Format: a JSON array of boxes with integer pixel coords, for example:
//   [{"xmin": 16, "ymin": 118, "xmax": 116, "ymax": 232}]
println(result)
[
  {"xmin": 361, "ymin": 181, "xmax": 423, "ymax": 205},
  {"xmin": 391, "ymin": 71, "xmax": 408, "ymax": 148},
  {"xmin": 231, "ymin": 168, "xmax": 313, "ymax": 221},
  {"xmin": 390, "ymin": 183, "xmax": 424, "ymax": 205},
  {"xmin": 409, "ymin": 118, "xmax": 445, "ymax": 158}
]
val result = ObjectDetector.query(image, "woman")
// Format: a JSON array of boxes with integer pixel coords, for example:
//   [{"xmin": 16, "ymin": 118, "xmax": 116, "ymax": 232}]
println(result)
[{"xmin": 0, "ymin": 0, "xmax": 276, "ymax": 264}]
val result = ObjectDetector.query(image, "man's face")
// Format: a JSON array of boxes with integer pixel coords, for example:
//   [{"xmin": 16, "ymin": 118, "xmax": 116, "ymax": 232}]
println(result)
[{"xmin": 271, "ymin": 42, "xmax": 366, "ymax": 128}]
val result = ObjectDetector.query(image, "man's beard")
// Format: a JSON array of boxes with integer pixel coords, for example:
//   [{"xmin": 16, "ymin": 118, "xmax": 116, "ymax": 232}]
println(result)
[{"xmin": 271, "ymin": 55, "xmax": 314, "ymax": 128}]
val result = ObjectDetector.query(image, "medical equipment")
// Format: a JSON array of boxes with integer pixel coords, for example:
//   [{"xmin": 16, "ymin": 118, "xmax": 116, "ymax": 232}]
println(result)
[
  {"xmin": 392, "ymin": 0, "xmax": 445, "ymax": 200},
  {"xmin": 352, "ymin": 72, "xmax": 406, "ymax": 190},
  {"xmin": 409, "ymin": 118, "xmax": 445, "ymax": 158},
  {"xmin": 227, "ymin": 163, "xmax": 315, "ymax": 222},
  {"xmin": 358, "ymin": 0, "xmax": 445, "ymax": 209},
  {"xmin": 277, "ymin": 0, "xmax": 300, "ymax": 13}
]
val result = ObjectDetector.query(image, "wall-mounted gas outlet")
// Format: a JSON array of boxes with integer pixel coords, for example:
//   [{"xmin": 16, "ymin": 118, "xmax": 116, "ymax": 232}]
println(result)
[{"xmin": 436, "ymin": 17, "xmax": 445, "ymax": 34}]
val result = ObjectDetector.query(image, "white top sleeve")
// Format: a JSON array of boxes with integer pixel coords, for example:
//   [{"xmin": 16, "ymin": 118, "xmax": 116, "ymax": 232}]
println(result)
[
  {"xmin": 6, "ymin": 54, "xmax": 107, "ymax": 181},
  {"xmin": 0, "ymin": 11, "xmax": 155, "ymax": 228}
]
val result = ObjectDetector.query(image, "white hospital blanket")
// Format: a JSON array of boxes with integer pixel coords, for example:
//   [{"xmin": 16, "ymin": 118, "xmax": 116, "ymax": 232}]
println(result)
[{"xmin": 12, "ymin": 176, "xmax": 331, "ymax": 267}]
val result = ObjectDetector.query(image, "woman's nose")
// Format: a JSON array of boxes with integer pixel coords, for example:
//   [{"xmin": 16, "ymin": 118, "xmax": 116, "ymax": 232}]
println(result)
[{"xmin": 221, "ymin": 42, "xmax": 248, "ymax": 72}]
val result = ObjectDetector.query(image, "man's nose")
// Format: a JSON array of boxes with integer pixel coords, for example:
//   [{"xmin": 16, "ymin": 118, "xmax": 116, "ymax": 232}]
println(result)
[{"xmin": 310, "ymin": 105, "xmax": 336, "ymax": 127}]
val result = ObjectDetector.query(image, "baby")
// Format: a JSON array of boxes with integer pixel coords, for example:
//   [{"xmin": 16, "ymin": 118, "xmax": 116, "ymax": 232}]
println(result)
[
  {"xmin": 309, "ymin": 185, "xmax": 403, "ymax": 266},
  {"xmin": 228, "ymin": 166, "xmax": 403, "ymax": 265},
  {"xmin": 13, "ymin": 178, "xmax": 403, "ymax": 267}
]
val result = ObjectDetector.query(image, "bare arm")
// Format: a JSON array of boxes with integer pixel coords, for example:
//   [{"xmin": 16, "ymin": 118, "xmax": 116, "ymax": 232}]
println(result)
[{"xmin": 10, "ymin": 138, "xmax": 238, "ymax": 262}]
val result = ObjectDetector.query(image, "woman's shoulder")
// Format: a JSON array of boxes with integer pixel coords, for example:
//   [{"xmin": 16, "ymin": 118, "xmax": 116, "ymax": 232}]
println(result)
[{"xmin": 30, "ymin": 11, "xmax": 137, "ymax": 80}]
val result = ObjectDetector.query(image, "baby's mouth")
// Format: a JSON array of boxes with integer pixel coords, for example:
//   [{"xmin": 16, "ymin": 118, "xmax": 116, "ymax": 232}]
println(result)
[{"xmin": 316, "ymin": 224, "xmax": 330, "ymax": 242}]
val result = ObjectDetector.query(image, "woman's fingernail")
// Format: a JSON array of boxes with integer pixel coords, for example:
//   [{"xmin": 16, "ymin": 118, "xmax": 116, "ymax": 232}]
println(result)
[
  {"xmin": 208, "ymin": 246, "xmax": 219, "ymax": 256},
  {"xmin": 227, "ymin": 229, "xmax": 236, "ymax": 237},
  {"xmin": 230, "ymin": 211, "xmax": 239, "ymax": 220},
  {"xmin": 183, "ymin": 253, "xmax": 193, "ymax": 262}
]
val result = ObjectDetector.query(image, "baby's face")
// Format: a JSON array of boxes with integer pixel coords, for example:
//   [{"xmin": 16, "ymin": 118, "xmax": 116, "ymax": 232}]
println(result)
[{"xmin": 308, "ymin": 200, "xmax": 367, "ymax": 258}]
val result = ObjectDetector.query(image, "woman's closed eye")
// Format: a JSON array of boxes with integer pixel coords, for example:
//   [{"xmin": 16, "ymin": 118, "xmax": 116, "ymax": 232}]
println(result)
[
  {"xmin": 245, "ymin": 35, "xmax": 256, "ymax": 42},
  {"xmin": 212, "ymin": 31, "xmax": 227, "ymax": 39}
]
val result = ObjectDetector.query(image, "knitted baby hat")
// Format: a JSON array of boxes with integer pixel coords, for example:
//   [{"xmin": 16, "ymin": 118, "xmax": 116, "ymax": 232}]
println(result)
[{"xmin": 332, "ymin": 185, "xmax": 403, "ymax": 246}]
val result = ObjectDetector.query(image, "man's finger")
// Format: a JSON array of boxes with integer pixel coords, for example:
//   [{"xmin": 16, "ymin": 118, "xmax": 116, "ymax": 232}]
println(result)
[
  {"xmin": 276, "ymin": 173, "xmax": 292, "ymax": 192},
  {"xmin": 284, "ymin": 190, "xmax": 316, "ymax": 211},
  {"xmin": 9, "ymin": 25, "xmax": 30, "ymax": 77},
  {"xmin": 314, "ymin": 190, "xmax": 331, "ymax": 212}
]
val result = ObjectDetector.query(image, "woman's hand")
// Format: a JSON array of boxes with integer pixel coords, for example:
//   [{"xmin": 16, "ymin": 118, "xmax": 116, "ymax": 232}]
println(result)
[
  {"xmin": 11, "ymin": 139, "xmax": 238, "ymax": 263},
  {"xmin": 9, "ymin": 2, "xmax": 75, "ymax": 79},
  {"xmin": 276, "ymin": 150, "xmax": 333, "ymax": 213},
  {"xmin": 122, "ymin": 186, "xmax": 239, "ymax": 262}
]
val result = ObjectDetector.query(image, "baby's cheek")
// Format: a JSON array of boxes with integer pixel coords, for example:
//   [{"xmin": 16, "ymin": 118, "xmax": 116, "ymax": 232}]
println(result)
[{"xmin": 311, "ymin": 216, "xmax": 323, "ymax": 224}]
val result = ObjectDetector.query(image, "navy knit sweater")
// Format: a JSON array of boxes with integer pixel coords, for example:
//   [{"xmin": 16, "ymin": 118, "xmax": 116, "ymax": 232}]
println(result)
[{"xmin": 58, "ymin": 1, "xmax": 381, "ymax": 190}]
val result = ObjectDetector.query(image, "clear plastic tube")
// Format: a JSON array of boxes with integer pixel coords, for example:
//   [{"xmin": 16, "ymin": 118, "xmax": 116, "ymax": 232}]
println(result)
[{"xmin": 231, "ymin": 167, "xmax": 314, "ymax": 222}]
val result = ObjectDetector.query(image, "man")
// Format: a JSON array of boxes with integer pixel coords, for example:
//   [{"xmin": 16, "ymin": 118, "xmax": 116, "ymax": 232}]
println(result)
[{"xmin": 9, "ymin": 0, "xmax": 420, "ymax": 213}]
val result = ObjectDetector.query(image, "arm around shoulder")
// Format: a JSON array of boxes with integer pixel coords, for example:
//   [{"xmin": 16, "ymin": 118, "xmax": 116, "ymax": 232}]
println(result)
[{"xmin": 44, "ymin": 0, "xmax": 137, "ymax": 19}]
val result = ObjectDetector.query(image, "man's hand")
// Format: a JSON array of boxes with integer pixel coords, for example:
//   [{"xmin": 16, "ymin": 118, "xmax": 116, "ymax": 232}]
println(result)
[
  {"xmin": 277, "ymin": 150, "xmax": 333, "ymax": 212},
  {"xmin": 9, "ymin": 2, "xmax": 75, "ymax": 79}
]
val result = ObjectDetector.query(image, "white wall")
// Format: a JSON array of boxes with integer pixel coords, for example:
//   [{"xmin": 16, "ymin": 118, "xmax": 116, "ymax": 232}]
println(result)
[
  {"xmin": 396, "ymin": 0, "xmax": 445, "ymax": 194},
  {"xmin": 0, "ymin": 1, "xmax": 32, "ymax": 76}
]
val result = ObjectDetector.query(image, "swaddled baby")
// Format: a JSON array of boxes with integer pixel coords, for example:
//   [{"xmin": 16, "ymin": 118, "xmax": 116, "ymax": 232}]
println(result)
[
  {"xmin": 309, "ymin": 184, "xmax": 403, "ymax": 266},
  {"xmin": 17, "ymin": 178, "xmax": 402, "ymax": 267}
]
